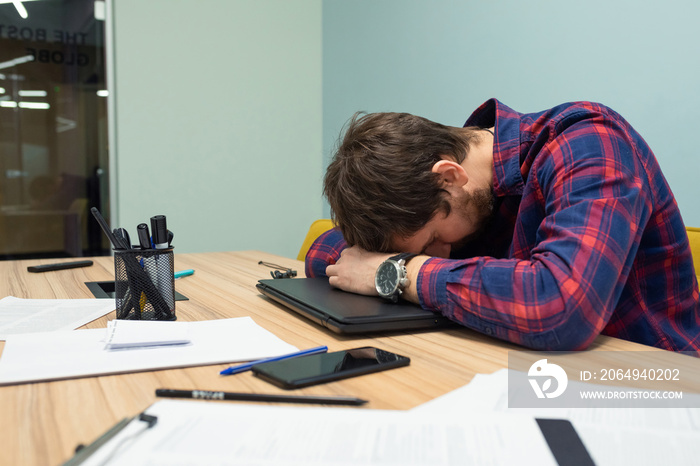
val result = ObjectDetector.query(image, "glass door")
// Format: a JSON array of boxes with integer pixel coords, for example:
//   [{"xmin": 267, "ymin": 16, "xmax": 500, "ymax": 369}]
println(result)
[{"xmin": 0, "ymin": 0, "xmax": 110, "ymax": 259}]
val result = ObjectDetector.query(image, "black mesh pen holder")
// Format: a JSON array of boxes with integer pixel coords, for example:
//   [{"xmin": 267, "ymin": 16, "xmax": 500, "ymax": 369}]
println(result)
[{"xmin": 114, "ymin": 248, "xmax": 176, "ymax": 321}]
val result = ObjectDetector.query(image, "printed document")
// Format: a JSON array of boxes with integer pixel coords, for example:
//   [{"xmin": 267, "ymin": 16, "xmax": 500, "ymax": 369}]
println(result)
[
  {"xmin": 413, "ymin": 369, "xmax": 700, "ymax": 466},
  {"xmin": 78, "ymin": 399, "xmax": 558, "ymax": 466},
  {"xmin": 0, "ymin": 296, "xmax": 114, "ymax": 340}
]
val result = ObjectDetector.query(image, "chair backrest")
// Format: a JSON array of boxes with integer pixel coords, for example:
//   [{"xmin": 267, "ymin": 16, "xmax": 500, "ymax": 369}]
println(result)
[
  {"xmin": 297, "ymin": 219, "xmax": 334, "ymax": 261},
  {"xmin": 686, "ymin": 227, "xmax": 700, "ymax": 278}
]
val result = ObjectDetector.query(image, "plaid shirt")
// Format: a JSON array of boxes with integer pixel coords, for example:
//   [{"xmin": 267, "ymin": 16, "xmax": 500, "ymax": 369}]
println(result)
[{"xmin": 307, "ymin": 99, "xmax": 700, "ymax": 352}]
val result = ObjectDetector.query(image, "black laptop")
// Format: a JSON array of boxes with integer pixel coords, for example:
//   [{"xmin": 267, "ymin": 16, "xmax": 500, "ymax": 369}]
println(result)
[{"xmin": 256, "ymin": 277, "xmax": 454, "ymax": 334}]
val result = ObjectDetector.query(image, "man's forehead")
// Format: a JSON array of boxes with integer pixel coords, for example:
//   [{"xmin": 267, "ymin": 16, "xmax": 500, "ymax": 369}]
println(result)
[{"xmin": 390, "ymin": 228, "xmax": 430, "ymax": 254}]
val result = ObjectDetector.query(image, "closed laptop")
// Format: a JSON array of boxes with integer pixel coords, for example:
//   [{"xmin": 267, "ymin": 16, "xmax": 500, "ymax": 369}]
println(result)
[{"xmin": 256, "ymin": 277, "xmax": 454, "ymax": 334}]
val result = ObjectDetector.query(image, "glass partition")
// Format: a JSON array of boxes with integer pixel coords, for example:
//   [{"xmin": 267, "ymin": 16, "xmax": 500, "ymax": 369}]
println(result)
[{"xmin": 0, "ymin": 0, "xmax": 110, "ymax": 259}]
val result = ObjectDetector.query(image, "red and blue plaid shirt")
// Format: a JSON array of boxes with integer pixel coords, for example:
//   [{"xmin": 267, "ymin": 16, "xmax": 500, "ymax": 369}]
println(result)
[{"xmin": 307, "ymin": 99, "xmax": 700, "ymax": 352}]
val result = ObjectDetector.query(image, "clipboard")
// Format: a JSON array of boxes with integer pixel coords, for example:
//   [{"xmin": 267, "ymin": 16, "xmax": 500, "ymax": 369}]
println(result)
[{"xmin": 64, "ymin": 413, "xmax": 158, "ymax": 466}]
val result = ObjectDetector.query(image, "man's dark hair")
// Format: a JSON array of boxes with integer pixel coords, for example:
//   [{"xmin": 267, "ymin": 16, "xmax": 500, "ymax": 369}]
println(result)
[{"xmin": 323, "ymin": 112, "xmax": 481, "ymax": 252}]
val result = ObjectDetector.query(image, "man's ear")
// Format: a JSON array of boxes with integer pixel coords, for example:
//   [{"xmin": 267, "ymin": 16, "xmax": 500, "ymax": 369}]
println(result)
[{"xmin": 432, "ymin": 160, "xmax": 468, "ymax": 188}]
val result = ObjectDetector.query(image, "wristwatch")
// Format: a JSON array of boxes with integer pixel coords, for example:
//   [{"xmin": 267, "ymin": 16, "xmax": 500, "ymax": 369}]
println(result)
[{"xmin": 375, "ymin": 253, "xmax": 417, "ymax": 303}]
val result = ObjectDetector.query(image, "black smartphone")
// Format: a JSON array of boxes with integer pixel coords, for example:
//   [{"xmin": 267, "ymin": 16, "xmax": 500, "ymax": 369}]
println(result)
[{"xmin": 252, "ymin": 346, "xmax": 410, "ymax": 389}]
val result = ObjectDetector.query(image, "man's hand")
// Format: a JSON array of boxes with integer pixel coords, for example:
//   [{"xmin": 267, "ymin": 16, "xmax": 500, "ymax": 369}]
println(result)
[
  {"xmin": 325, "ymin": 246, "xmax": 389, "ymax": 297},
  {"xmin": 326, "ymin": 246, "xmax": 428, "ymax": 304}
]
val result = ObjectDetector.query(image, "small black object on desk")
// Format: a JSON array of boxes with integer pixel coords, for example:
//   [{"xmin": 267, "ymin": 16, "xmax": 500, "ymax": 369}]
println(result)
[{"xmin": 27, "ymin": 260, "xmax": 94, "ymax": 273}]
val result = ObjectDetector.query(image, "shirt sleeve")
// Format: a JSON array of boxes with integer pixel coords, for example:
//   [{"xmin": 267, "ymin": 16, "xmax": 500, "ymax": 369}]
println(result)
[
  {"xmin": 304, "ymin": 228, "xmax": 347, "ymax": 278},
  {"xmin": 417, "ymin": 117, "xmax": 651, "ymax": 351}
]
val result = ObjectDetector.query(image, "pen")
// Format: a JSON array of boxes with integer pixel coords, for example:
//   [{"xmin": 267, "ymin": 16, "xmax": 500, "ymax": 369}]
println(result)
[
  {"xmin": 174, "ymin": 269, "xmax": 194, "ymax": 279},
  {"xmin": 220, "ymin": 345, "xmax": 328, "ymax": 376},
  {"xmin": 90, "ymin": 207, "xmax": 123, "ymax": 250},
  {"xmin": 155, "ymin": 389, "xmax": 367, "ymax": 406}
]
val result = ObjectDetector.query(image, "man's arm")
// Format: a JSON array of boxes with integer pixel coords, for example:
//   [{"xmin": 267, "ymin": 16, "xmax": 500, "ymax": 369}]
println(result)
[
  {"xmin": 325, "ymin": 246, "xmax": 429, "ymax": 301},
  {"xmin": 413, "ymin": 120, "xmax": 652, "ymax": 352},
  {"xmin": 304, "ymin": 228, "xmax": 347, "ymax": 278}
]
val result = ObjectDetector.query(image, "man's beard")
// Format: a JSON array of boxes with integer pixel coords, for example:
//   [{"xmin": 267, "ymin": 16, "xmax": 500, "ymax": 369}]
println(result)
[
  {"xmin": 468, "ymin": 186, "xmax": 496, "ymax": 225},
  {"xmin": 452, "ymin": 186, "xmax": 496, "ymax": 250}
]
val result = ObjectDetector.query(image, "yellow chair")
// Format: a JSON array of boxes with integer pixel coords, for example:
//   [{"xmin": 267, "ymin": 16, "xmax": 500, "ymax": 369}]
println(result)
[
  {"xmin": 297, "ymin": 219, "xmax": 334, "ymax": 261},
  {"xmin": 687, "ymin": 227, "xmax": 700, "ymax": 277}
]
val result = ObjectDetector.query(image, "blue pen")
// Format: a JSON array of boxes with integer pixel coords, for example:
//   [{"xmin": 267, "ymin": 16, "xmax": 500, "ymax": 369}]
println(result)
[
  {"xmin": 220, "ymin": 345, "xmax": 328, "ymax": 376},
  {"xmin": 174, "ymin": 269, "xmax": 194, "ymax": 279}
]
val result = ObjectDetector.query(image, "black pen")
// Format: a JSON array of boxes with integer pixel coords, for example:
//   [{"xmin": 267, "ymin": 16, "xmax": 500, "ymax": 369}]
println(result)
[
  {"xmin": 155, "ymin": 389, "xmax": 367, "ymax": 406},
  {"xmin": 91, "ymin": 207, "xmax": 123, "ymax": 250}
]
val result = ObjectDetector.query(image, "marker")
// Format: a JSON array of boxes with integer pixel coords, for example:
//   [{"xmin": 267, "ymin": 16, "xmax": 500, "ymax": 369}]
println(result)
[
  {"xmin": 219, "ymin": 345, "xmax": 328, "ymax": 375},
  {"xmin": 155, "ymin": 389, "xmax": 367, "ymax": 406},
  {"xmin": 149, "ymin": 215, "xmax": 174, "ymax": 313},
  {"xmin": 137, "ymin": 223, "xmax": 151, "ymax": 249},
  {"xmin": 150, "ymin": 215, "xmax": 169, "ymax": 249},
  {"xmin": 174, "ymin": 269, "xmax": 194, "ymax": 279}
]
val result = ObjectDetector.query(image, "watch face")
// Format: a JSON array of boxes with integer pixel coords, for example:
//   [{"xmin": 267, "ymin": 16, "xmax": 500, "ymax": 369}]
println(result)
[{"xmin": 375, "ymin": 261, "xmax": 399, "ymax": 296}]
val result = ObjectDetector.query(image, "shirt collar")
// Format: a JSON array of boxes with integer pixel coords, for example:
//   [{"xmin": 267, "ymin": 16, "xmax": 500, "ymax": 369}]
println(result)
[{"xmin": 465, "ymin": 98, "xmax": 525, "ymax": 197}]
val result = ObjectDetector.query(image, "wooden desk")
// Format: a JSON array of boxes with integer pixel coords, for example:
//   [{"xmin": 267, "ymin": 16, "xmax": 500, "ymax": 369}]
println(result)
[{"xmin": 0, "ymin": 251, "xmax": 697, "ymax": 465}]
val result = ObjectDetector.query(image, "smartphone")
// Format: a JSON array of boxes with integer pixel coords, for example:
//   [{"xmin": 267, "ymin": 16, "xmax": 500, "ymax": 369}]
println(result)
[{"xmin": 252, "ymin": 346, "xmax": 410, "ymax": 389}]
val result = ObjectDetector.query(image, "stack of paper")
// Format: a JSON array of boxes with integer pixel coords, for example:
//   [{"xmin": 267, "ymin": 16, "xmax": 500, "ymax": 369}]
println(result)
[
  {"xmin": 103, "ymin": 320, "xmax": 191, "ymax": 350},
  {"xmin": 78, "ymin": 400, "xmax": 560, "ymax": 465},
  {"xmin": 0, "ymin": 317, "xmax": 298, "ymax": 385}
]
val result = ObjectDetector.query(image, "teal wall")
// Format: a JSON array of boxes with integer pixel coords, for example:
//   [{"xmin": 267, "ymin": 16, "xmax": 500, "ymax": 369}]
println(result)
[
  {"xmin": 323, "ymin": 0, "xmax": 700, "ymax": 226},
  {"xmin": 109, "ymin": 0, "xmax": 699, "ymax": 260},
  {"xmin": 112, "ymin": 0, "xmax": 322, "ymax": 258}
]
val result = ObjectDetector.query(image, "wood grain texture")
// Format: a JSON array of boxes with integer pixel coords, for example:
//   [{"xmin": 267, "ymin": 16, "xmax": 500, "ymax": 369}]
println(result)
[{"xmin": 0, "ymin": 251, "xmax": 697, "ymax": 465}]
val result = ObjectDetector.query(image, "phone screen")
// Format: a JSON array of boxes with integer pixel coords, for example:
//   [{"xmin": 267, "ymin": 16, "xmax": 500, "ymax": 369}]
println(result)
[{"xmin": 251, "ymin": 346, "xmax": 410, "ymax": 389}]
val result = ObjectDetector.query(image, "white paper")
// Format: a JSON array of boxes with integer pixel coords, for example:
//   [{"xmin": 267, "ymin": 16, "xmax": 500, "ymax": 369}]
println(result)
[
  {"xmin": 414, "ymin": 369, "xmax": 700, "ymax": 466},
  {"xmin": 104, "ymin": 320, "xmax": 192, "ymax": 350},
  {"xmin": 79, "ymin": 400, "xmax": 557, "ymax": 466},
  {"xmin": 0, "ymin": 296, "xmax": 114, "ymax": 340},
  {"xmin": 0, "ymin": 317, "xmax": 298, "ymax": 385}
]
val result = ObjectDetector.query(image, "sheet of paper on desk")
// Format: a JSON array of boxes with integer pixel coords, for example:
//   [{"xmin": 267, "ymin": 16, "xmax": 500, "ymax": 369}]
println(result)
[
  {"xmin": 413, "ymin": 369, "xmax": 700, "ymax": 466},
  {"xmin": 0, "ymin": 317, "xmax": 298, "ymax": 385},
  {"xmin": 0, "ymin": 296, "xmax": 114, "ymax": 340},
  {"xmin": 78, "ymin": 399, "xmax": 558, "ymax": 466}
]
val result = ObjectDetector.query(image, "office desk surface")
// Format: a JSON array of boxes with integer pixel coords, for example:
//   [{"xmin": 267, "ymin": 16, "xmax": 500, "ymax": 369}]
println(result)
[{"xmin": 0, "ymin": 251, "xmax": 695, "ymax": 466}]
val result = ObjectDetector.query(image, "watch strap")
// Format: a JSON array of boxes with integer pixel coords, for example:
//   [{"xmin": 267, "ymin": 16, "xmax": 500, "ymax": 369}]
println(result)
[{"xmin": 389, "ymin": 252, "xmax": 417, "ymax": 263}]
